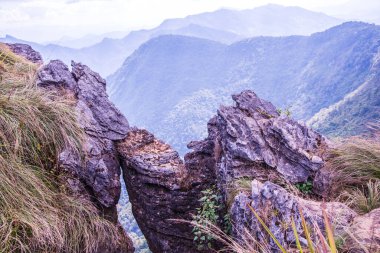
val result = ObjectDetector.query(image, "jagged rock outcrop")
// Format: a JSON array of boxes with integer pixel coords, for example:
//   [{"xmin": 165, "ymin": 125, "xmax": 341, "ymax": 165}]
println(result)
[
  {"xmin": 116, "ymin": 90, "xmax": 334, "ymax": 252},
  {"xmin": 117, "ymin": 90, "xmax": 375, "ymax": 252},
  {"xmin": 6, "ymin": 43, "xmax": 43, "ymax": 64},
  {"xmin": 117, "ymin": 128, "xmax": 216, "ymax": 252},
  {"xmin": 38, "ymin": 60, "xmax": 129, "ymax": 213},
  {"xmin": 35, "ymin": 59, "xmax": 133, "ymax": 251},
  {"xmin": 215, "ymin": 90, "xmax": 328, "ymax": 186}
]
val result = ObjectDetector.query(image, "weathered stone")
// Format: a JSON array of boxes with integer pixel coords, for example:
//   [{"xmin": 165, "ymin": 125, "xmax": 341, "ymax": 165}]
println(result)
[
  {"xmin": 6, "ymin": 43, "xmax": 43, "ymax": 64},
  {"xmin": 36, "ymin": 60, "xmax": 77, "ymax": 92},
  {"xmin": 72, "ymin": 61, "xmax": 129, "ymax": 140},
  {"xmin": 346, "ymin": 208, "xmax": 380, "ymax": 252},
  {"xmin": 230, "ymin": 180, "xmax": 356, "ymax": 251},
  {"xmin": 216, "ymin": 90, "xmax": 328, "ymax": 186},
  {"xmin": 117, "ymin": 128, "xmax": 216, "ymax": 253},
  {"xmin": 116, "ymin": 90, "xmax": 334, "ymax": 252},
  {"xmin": 37, "ymin": 60, "xmax": 130, "ymax": 209},
  {"xmin": 34, "ymin": 58, "xmax": 133, "ymax": 252}
]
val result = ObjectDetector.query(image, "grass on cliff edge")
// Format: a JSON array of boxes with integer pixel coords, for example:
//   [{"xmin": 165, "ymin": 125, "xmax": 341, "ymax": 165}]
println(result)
[
  {"xmin": 0, "ymin": 44, "xmax": 127, "ymax": 253},
  {"xmin": 325, "ymin": 131, "xmax": 380, "ymax": 214}
]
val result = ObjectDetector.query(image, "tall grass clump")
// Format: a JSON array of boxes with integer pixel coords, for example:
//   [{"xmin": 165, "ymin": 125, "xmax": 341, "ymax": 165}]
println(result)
[
  {"xmin": 340, "ymin": 180, "xmax": 380, "ymax": 214},
  {"xmin": 190, "ymin": 204, "xmax": 340, "ymax": 253},
  {"xmin": 327, "ymin": 135, "xmax": 380, "ymax": 193},
  {"xmin": 0, "ymin": 44, "xmax": 127, "ymax": 252}
]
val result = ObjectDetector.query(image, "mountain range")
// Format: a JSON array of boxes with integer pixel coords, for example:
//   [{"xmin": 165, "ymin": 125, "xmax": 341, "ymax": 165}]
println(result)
[
  {"xmin": 0, "ymin": 4, "xmax": 342, "ymax": 76},
  {"xmin": 108, "ymin": 22, "xmax": 380, "ymax": 154}
]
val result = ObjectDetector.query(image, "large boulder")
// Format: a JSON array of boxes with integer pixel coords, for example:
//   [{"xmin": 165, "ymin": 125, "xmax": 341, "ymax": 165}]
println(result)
[{"xmin": 215, "ymin": 90, "xmax": 327, "ymax": 187}]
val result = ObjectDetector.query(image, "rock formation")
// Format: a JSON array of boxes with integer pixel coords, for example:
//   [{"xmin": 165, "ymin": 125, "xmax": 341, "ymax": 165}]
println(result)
[
  {"xmin": 7, "ymin": 43, "xmax": 379, "ymax": 253},
  {"xmin": 115, "ymin": 90, "xmax": 332, "ymax": 252},
  {"xmin": 117, "ymin": 90, "xmax": 378, "ymax": 252},
  {"xmin": 10, "ymin": 44, "xmax": 134, "ymax": 252},
  {"xmin": 117, "ymin": 128, "xmax": 216, "ymax": 252},
  {"xmin": 6, "ymin": 43, "xmax": 43, "ymax": 64}
]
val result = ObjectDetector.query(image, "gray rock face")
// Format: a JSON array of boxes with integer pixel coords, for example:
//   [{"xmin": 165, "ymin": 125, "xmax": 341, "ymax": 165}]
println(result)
[
  {"xmin": 230, "ymin": 180, "xmax": 357, "ymax": 250},
  {"xmin": 8, "ymin": 44, "xmax": 134, "ymax": 252},
  {"xmin": 215, "ymin": 90, "xmax": 327, "ymax": 187},
  {"xmin": 6, "ymin": 43, "xmax": 43, "ymax": 64},
  {"xmin": 117, "ymin": 128, "xmax": 216, "ymax": 253},
  {"xmin": 35, "ymin": 59, "xmax": 133, "ymax": 252},
  {"xmin": 72, "ymin": 61, "xmax": 129, "ymax": 140},
  {"xmin": 37, "ymin": 60, "xmax": 78, "ymax": 92},
  {"xmin": 37, "ymin": 60, "xmax": 130, "ymax": 210},
  {"xmin": 347, "ymin": 208, "xmax": 380, "ymax": 252}
]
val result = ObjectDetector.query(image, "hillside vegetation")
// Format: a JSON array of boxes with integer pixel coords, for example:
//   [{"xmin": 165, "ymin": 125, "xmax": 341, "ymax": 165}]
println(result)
[
  {"xmin": 1, "ymin": 5, "xmax": 342, "ymax": 76},
  {"xmin": 108, "ymin": 22, "xmax": 380, "ymax": 154}
]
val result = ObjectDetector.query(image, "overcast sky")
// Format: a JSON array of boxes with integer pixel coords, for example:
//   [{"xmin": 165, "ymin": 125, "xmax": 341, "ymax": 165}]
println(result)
[{"xmin": 0, "ymin": 0, "xmax": 378, "ymax": 42}]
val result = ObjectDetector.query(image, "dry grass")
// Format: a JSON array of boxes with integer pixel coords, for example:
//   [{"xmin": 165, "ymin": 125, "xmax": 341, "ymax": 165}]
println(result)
[
  {"xmin": 187, "ymin": 219, "xmax": 271, "ymax": 253},
  {"xmin": 326, "ymin": 135, "xmax": 380, "ymax": 195},
  {"xmin": 0, "ymin": 43, "xmax": 128, "ymax": 253},
  {"xmin": 187, "ymin": 203, "xmax": 342, "ymax": 253},
  {"xmin": 340, "ymin": 180, "xmax": 380, "ymax": 215}
]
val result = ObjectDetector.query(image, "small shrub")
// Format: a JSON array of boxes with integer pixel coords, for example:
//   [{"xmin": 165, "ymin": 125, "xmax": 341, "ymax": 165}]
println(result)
[
  {"xmin": 192, "ymin": 187, "xmax": 220, "ymax": 249},
  {"xmin": 295, "ymin": 181, "xmax": 313, "ymax": 194},
  {"xmin": 277, "ymin": 106, "xmax": 292, "ymax": 117},
  {"xmin": 192, "ymin": 186, "xmax": 231, "ymax": 250}
]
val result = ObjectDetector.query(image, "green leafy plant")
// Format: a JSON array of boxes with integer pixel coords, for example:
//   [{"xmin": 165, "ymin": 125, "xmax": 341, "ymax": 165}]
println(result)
[
  {"xmin": 192, "ymin": 186, "xmax": 231, "ymax": 250},
  {"xmin": 192, "ymin": 187, "xmax": 220, "ymax": 249},
  {"xmin": 295, "ymin": 181, "xmax": 313, "ymax": 194}
]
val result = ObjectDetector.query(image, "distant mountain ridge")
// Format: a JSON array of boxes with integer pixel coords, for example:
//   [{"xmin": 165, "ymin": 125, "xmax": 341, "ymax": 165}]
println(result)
[
  {"xmin": 0, "ymin": 4, "xmax": 343, "ymax": 76},
  {"xmin": 108, "ymin": 22, "xmax": 380, "ymax": 154}
]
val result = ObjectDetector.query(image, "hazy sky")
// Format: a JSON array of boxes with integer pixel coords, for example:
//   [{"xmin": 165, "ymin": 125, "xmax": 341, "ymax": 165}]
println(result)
[{"xmin": 0, "ymin": 0, "xmax": 377, "ymax": 42}]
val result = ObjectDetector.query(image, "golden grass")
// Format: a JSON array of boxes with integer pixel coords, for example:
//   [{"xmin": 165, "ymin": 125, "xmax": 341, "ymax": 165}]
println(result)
[
  {"xmin": 0, "ymin": 43, "xmax": 128, "ymax": 253},
  {"xmin": 328, "ymin": 136, "xmax": 380, "ymax": 191}
]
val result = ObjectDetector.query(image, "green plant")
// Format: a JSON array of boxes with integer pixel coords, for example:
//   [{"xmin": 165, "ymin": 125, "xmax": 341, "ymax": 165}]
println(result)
[
  {"xmin": 192, "ymin": 187, "xmax": 220, "ymax": 249},
  {"xmin": 295, "ymin": 181, "xmax": 313, "ymax": 194},
  {"xmin": 277, "ymin": 106, "xmax": 292, "ymax": 117},
  {"xmin": 192, "ymin": 186, "xmax": 232, "ymax": 250}
]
